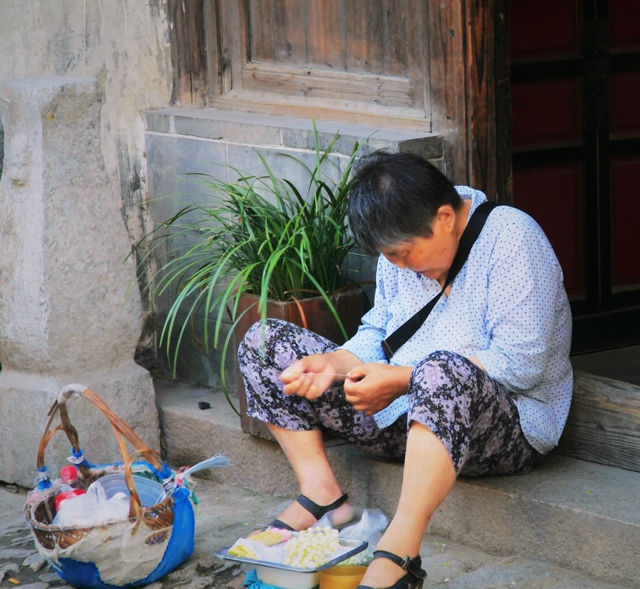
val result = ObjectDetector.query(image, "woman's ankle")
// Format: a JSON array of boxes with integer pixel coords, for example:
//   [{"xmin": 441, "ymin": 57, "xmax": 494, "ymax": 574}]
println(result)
[
  {"xmin": 271, "ymin": 493, "xmax": 353, "ymax": 531},
  {"xmin": 359, "ymin": 555, "xmax": 406, "ymax": 588},
  {"xmin": 375, "ymin": 524, "xmax": 421, "ymax": 560}
]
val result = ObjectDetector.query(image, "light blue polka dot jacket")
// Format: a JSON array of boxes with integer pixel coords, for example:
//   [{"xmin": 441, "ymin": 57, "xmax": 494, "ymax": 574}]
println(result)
[{"xmin": 340, "ymin": 186, "xmax": 573, "ymax": 455}]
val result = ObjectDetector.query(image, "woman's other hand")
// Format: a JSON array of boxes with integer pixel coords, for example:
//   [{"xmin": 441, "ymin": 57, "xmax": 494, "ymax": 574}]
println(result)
[
  {"xmin": 344, "ymin": 364, "xmax": 413, "ymax": 415},
  {"xmin": 281, "ymin": 349, "xmax": 363, "ymax": 400}
]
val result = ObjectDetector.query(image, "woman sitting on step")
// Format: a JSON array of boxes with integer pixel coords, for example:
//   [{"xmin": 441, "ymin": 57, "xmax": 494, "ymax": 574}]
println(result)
[{"xmin": 238, "ymin": 151, "xmax": 573, "ymax": 589}]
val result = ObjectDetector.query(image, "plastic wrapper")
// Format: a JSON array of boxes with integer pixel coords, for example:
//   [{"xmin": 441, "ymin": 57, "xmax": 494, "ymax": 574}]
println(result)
[
  {"xmin": 316, "ymin": 509, "xmax": 389, "ymax": 564},
  {"xmin": 52, "ymin": 483, "xmax": 129, "ymax": 527}
]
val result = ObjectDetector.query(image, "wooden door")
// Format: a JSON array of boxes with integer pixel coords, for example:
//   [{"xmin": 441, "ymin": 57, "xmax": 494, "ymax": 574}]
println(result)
[{"xmin": 508, "ymin": 0, "xmax": 640, "ymax": 353}]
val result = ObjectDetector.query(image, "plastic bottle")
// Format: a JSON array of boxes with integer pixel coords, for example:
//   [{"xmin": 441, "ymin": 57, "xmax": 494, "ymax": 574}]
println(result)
[
  {"xmin": 61, "ymin": 465, "xmax": 80, "ymax": 487},
  {"xmin": 55, "ymin": 466, "xmax": 87, "ymax": 510}
]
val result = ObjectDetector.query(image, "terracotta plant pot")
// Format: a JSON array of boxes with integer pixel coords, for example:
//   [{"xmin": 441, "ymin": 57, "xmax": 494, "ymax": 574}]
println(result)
[{"xmin": 234, "ymin": 288, "xmax": 367, "ymax": 438}]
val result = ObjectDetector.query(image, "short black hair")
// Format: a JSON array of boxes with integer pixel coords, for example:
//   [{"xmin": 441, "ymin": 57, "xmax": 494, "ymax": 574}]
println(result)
[{"xmin": 347, "ymin": 151, "xmax": 462, "ymax": 255}]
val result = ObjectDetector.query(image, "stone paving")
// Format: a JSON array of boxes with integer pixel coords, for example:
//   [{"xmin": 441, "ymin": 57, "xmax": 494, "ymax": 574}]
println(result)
[{"xmin": 1, "ymin": 479, "xmax": 631, "ymax": 589}]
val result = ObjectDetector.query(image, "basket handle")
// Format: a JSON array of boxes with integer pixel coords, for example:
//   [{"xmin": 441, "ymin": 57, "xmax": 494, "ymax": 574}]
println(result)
[{"xmin": 37, "ymin": 384, "xmax": 166, "ymax": 519}]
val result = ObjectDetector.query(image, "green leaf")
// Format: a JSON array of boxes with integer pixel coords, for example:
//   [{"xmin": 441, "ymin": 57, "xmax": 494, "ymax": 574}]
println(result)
[{"xmin": 130, "ymin": 122, "xmax": 365, "ymax": 413}]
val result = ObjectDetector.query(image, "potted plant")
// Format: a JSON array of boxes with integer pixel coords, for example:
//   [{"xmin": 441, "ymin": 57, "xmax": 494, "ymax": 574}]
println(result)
[{"xmin": 133, "ymin": 126, "xmax": 368, "ymax": 434}]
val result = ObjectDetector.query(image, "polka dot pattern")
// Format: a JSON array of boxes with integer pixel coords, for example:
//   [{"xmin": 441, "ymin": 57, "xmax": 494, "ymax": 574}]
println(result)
[{"xmin": 340, "ymin": 186, "xmax": 574, "ymax": 454}]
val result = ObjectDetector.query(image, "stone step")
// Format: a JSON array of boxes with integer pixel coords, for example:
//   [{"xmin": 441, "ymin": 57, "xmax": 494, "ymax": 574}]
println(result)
[{"xmin": 155, "ymin": 380, "xmax": 640, "ymax": 589}]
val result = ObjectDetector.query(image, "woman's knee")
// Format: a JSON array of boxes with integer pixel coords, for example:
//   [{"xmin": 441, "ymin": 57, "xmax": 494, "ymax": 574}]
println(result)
[
  {"xmin": 408, "ymin": 350, "xmax": 487, "ymax": 430},
  {"xmin": 240, "ymin": 318, "xmax": 286, "ymax": 353},
  {"xmin": 412, "ymin": 350, "xmax": 480, "ymax": 392}
]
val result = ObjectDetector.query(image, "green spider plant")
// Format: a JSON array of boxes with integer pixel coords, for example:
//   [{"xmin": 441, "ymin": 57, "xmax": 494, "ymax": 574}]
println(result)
[{"xmin": 132, "ymin": 127, "xmax": 362, "ymax": 413}]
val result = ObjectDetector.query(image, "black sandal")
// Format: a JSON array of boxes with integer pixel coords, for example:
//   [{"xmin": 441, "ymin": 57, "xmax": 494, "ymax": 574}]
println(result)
[
  {"xmin": 357, "ymin": 550, "xmax": 427, "ymax": 589},
  {"xmin": 269, "ymin": 493, "xmax": 350, "ymax": 531}
]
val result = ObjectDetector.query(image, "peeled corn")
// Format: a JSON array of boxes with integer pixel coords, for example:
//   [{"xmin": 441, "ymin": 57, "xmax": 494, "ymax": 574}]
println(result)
[
  {"xmin": 284, "ymin": 526, "xmax": 340, "ymax": 569},
  {"xmin": 251, "ymin": 527, "xmax": 291, "ymax": 546},
  {"xmin": 227, "ymin": 542, "xmax": 259, "ymax": 559}
]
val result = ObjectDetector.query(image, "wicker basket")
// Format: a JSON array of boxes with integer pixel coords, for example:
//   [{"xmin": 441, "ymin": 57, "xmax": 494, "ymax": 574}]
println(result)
[{"xmin": 25, "ymin": 385, "xmax": 195, "ymax": 589}]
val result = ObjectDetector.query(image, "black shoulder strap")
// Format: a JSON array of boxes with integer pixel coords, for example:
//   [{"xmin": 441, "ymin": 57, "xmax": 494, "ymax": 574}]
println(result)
[{"xmin": 381, "ymin": 200, "xmax": 501, "ymax": 360}]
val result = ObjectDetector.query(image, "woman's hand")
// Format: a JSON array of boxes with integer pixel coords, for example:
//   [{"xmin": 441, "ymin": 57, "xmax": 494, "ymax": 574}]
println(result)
[
  {"xmin": 280, "ymin": 349, "xmax": 363, "ymax": 401},
  {"xmin": 343, "ymin": 363, "xmax": 413, "ymax": 415}
]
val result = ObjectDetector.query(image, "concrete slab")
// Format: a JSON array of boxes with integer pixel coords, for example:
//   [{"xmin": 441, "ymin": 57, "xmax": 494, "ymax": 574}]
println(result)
[
  {"xmin": 1, "ymin": 475, "xmax": 630, "ymax": 589},
  {"xmin": 155, "ymin": 380, "xmax": 640, "ymax": 589},
  {"xmin": 144, "ymin": 108, "xmax": 444, "ymax": 160}
]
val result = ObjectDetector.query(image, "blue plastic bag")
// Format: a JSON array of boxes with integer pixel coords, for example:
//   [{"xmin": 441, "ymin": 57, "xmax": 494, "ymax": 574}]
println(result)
[{"xmin": 49, "ymin": 485, "xmax": 195, "ymax": 589}]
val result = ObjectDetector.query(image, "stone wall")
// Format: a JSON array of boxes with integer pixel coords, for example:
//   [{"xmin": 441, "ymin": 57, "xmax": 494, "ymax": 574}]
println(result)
[
  {"xmin": 0, "ymin": 77, "xmax": 160, "ymax": 487},
  {"xmin": 0, "ymin": 2, "xmax": 173, "ymax": 487},
  {"xmin": 0, "ymin": 0, "xmax": 174, "ymax": 370}
]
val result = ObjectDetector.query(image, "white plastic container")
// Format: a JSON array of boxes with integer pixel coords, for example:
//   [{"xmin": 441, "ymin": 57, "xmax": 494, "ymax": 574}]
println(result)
[
  {"xmin": 93, "ymin": 473, "xmax": 165, "ymax": 507},
  {"xmin": 256, "ymin": 565, "xmax": 320, "ymax": 589}
]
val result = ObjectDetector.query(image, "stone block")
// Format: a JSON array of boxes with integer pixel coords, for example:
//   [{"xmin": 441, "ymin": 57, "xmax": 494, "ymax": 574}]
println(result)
[
  {"xmin": 174, "ymin": 111, "xmax": 283, "ymax": 146},
  {"xmin": 0, "ymin": 77, "xmax": 158, "ymax": 487},
  {"xmin": 145, "ymin": 133, "xmax": 229, "ymax": 222},
  {"xmin": 0, "ymin": 364, "xmax": 156, "ymax": 485},
  {"xmin": 144, "ymin": 110, "xmax": 173, "ymax": 135}
]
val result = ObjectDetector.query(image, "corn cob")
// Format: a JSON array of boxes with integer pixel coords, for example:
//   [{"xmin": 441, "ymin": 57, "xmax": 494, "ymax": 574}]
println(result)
[
  {"xmin": 250, "ymin": 527, "xmax": 292, "ymax": 546},
  {"xmin": 228, "ymin": 541, "xmax": 259, "ymax": 559}
]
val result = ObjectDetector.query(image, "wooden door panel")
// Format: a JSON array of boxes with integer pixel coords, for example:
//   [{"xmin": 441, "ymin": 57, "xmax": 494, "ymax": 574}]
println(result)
[
  {"xmin": 248, "ymin": 0, "xmax": 275, "ymax": 63},
  {"xmin": 512, "ymin": 77, "xmax": 583, "ymax": 147},
  {"xmin": 306, "ymin": 0, "xmax": 346, "ymax": 69},
  {"xmin": 247, "ymin": 0, "xmax": 415, "ymax": 77},
  {"xmin": 382, "ymin": 0, "xmax": 411, "ymax": 77},
  {"xmin": 610, "ymin": 71, "xmax": 640, "ymax": 135},
  {"xmin": 610, "ymin": 155, "xmax": 640, "ymax": 288},
  {"xmin": 220, "ymin": 0, "xmax": 430, "ymax": 125},
  {"xmin": 609, "ymin": 0, "xmax": 640, "ymax": 51},
  {"xmin": 513, "ymin": 164, "xmax": 585, "ymax": 297},
  {"xmin": 510, "ymin": 0, "xmax": 581, "ymax": 60},
  {"xmin": 508, "ymin": 0, "xmax": 640, "ymax": 349},
  {"xmin": 345, "ymin": 0, "xmax": 385, "ymax": 74},
  {"xmin": 272, "ymin": 0, "xmax": 307, "ymax": 66}
]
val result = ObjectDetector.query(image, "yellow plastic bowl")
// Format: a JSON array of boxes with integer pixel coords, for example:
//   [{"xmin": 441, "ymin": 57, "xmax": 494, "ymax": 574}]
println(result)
[{"xmin": 319, "ymin": 565, "xmax": 368, "ymax": 589}]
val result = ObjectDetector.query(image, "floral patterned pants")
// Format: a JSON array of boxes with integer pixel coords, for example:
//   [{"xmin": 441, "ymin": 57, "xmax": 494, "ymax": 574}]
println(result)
[{"xmin": 238, "ymin": 319, "xmax": 543, "ymax": 476}]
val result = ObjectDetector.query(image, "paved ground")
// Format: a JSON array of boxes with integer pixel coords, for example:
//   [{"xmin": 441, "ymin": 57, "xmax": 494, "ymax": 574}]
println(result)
[{"xmin": 1, "ymin": 479, "xmax": 631, "ymax": 589}]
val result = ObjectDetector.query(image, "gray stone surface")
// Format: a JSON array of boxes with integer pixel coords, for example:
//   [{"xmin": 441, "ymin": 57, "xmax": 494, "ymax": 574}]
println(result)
[
  {"xmin": 155, "ymin": 380, "xmax": 640, "ymax": 589},
  {"xmin": 0, "ymin": 77, "xmax": 158, "ymax": 487},
  {"xmin": 0, "ymin": 0, "xmax": 173, "ymax": 242},
  {"xmin": 145, "ymin": 109, "xmax": 444, "ymax": 160},
  {"xmin": 1, "ymin": 473, "xmax": 631, "ymax": 588}
]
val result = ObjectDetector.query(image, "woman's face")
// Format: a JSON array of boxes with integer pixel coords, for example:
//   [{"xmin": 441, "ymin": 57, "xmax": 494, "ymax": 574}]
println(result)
[{"xmin": 379, "ymin": 205, "xmax": 458, "ymax": 284}]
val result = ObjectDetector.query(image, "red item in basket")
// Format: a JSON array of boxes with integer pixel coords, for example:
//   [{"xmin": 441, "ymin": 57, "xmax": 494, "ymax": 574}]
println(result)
[
  {"xmin": 55, "ymin": 488, "xmax": 87, "ymax": 510},
  {"xmin": 56, "ymin": 464, "xmax": 87, "ymax": 509},
  {"xmin": 60, "ymin": 465, "xmax": 80, "ymax": 484}
]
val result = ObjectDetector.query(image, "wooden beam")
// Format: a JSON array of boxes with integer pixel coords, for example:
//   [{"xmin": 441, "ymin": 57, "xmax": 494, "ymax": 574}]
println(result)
[
  {"xmin": 494, "ymin": 0, "xmax": 513, "ymax": 203},
  {"xmin": 555, "ymin": 371, "xmax": 640, "ymax": 473},
  {"xmin": 204, "ymin": 0, "xmax": 232, "ymax": 96},
  {"xmin": 466, "ymin": 0, "xmax": 497, "ymax": 198},
  {"xmin": 168, "ymin": 0, "xmax": 208, "ymax": 106},
  {"xmin": 426, "ymin": 0, "xmax": 468, "ymax": 183},
  {"xmin": 427, "ymin": 0, "xmax": 502, "ymax": 196},
  {"xmin": 240, "ymin": 63, "xmax": 415, "ymax": 108}
]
